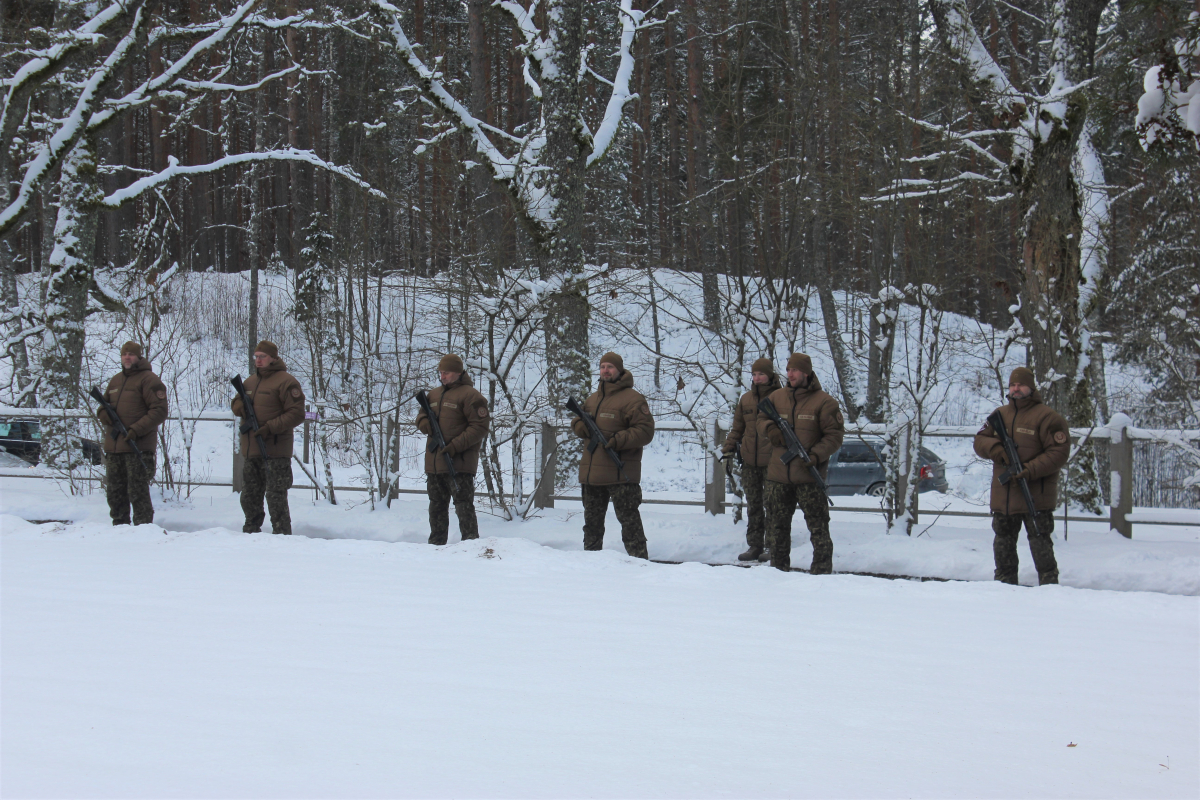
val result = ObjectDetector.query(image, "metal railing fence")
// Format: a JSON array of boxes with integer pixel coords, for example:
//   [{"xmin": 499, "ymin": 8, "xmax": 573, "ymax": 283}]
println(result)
[{"xmin": 1, "ymin": 406, "xmax": 1196, "ymax": 535}]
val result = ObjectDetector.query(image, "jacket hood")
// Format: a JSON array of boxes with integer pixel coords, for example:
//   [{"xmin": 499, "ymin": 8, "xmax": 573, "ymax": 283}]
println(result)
[{"xmin": 599, "ymin": 369, "xmax": 635, "ymax": 394}]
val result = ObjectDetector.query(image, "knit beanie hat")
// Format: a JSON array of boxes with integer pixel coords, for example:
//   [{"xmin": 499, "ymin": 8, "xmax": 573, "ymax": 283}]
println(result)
[
  {"xmin": 438, "ymin": 354, "xmax": 465, "ymax": 373},
  {"xmin": 600, "ymin": 352, "xmax": 624, "ymax": 372},
  {"xmin": 1009, "ymin": 366, "xmax": 1035, "ymax": 389},
  {"xmin": 120, "ymin": 341, "xmax": 142, "ymax": 357},
  {"xmin": 787, "ymin": 353, "xmax": 813, "ymax": 374},
  {"xmin": 751, "ymin": 357, "xmax": 775, "ymax": 376},
  {"xmin": 254, "ymin": 340, "xmax": 279, "ymax": 359}
]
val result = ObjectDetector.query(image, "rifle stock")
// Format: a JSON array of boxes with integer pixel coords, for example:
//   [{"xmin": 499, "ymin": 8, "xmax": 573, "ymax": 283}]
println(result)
[
  {"xmin": 415, "ymin": 389, "xmax": 459, "ymax": 482},
  {"xmin": 89, "ymin": 385, "xmax": 149, "ymax": 474},
  {"xmin": 566, "ymin": 395, "xmax": 631, "ymax": 482},
  {"xmin": 758, "ymin": 398, "xmax": 833, "ymax": 506},
  {"xmin": 231, "ymin": 375, "xmax": 270, "ymax": 460},
  {"xmin": 987, "ymin": 410, "xmax": 1039, "ymax": 520}
]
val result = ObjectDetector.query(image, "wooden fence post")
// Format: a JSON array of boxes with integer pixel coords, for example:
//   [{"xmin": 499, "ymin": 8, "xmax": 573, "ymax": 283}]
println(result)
[
  {"xmin": 303, "ymin": 404, "xmax": 311, "ymax": 464},
  {"xmin": 386, "ymin": 416, "xmax": 399, "ymax": 501},
  {"xmin": 893, "ymin": 423, "xmax": 909, "ymax": 521},
  {"xmin": 705, "ymin": 421, "xmax": 726, "ymax": 515},
  {"xmin": 534, "ymin": 420, "xmax": 556, "ymax": 509},
  {"xmin": 1109, "ymin": 415, "xmax": 1134, "ymax": 538},
  {"xmin": 231, "ymin": 420, "xmax": 243, "ymax": 492}
]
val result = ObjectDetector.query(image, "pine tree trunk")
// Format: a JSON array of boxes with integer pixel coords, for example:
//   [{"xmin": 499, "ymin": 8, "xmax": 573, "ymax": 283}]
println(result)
[
  {"xmin": 1014, "ymin": 0, "xmax": 1107, "ymax": 512},
  {"xmin": 538, "ymin": 0, "xmax": 591, "ymax": 417},
  {"xmin": 40, "ymin": 136, "xmax": 100, "ymax": 468},
  {"xmin": 0, "ymin": 240, "xmax": 34, "ymax": 405}
]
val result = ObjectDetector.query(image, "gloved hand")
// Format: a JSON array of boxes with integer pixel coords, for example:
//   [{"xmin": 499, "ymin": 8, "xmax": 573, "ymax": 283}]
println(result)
[
  {"xmin": 989, "ymin": 444, "xmax": 1007, "ymax": 466},
  {"xmin": 1011, "ymin": 467, "xmax": 1031, "ymax": 483},
  {"xmin": 605, "ymin": 437, "xmax": 620, "ymax": 451},
  {"xmin": 797, "ymin": 454, "xmax": 814, "ymax": 468},
  {"xmin": 767, "ymin": 427, "xmax": 784, "ymax": 447},
  {"xmin": 437, "ymin": 443, "xmax": 458, "ymax": 457}
]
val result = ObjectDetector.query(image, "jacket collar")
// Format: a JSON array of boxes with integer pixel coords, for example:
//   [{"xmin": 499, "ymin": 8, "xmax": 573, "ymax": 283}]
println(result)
[
  {"xmin": 255, "ymin": 359, "xmax": 287, "ymax": 378},
  {"xmin": 440, "ymin": 372, "xmax": 473, "ymax": 392},
  {"xmin": 122, "ymin": 357, "xmax": 151, "ymax": 375},
  {"xmin": 599, "ymin": 369, "xmax": 635, "ymax": 396},
  {"xmin": 1010, "ymin": 392, "xmax": 1041, "ymax": 412},
  {"xmin": 753, "ymin": 374, "xmax": 781, "ymax": 398},
  {"xmin": 787, "ymin": 372, "xmax": 823, "ymax": 398}
]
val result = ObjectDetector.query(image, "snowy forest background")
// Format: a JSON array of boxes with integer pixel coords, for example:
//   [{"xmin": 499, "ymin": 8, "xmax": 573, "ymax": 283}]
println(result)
[{"xmin": 1, "ymin": 0, "xmax": 1197, "ymax": 513}]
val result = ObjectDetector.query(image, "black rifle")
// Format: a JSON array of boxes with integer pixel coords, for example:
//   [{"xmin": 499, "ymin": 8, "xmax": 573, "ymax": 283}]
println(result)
[
  {"xmin": 89, "ymin": 385, "xmax": 149, "ymax": 473},
  {"xmin": 566, "ymin": 395, "xmax": 630, "ymax": 482},
  {"xmin": 988, "ymin": 410, "xmax": 1039, "ymax": 520},
  {"xmin": 758, "ymin": 397, "xmax": 833, "ymax": 506},
  {"xmin": 231, "ymin": 375, "xmax": 270, "ymax": 459},
  {"xmin": 414, "ymin": 389, "xmax": 458, "ymax": 483}
]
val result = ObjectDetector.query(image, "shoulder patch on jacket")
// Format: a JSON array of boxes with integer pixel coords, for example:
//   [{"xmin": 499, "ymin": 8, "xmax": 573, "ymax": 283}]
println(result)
[
  {"xmin": 1053, "ymin": 430, "xmax": 1067, "ymax": 444},
  {"xmin": 290, "ymin": 387, "xmax": 302, "ymax": 398},
  {"xmin": 978, "ymin": 423, "xmax": 989, "ymax": 434},
  {"xmin": 478, "ymin": 406, "xmax": 488, "ymax": 418},
  {"xmin": 641, "ymin": 403, "xmax": 650, "ymax": 414},
  {"xmin": 156, "ymin": 389, "xmax": 167, "ymax": 399}
]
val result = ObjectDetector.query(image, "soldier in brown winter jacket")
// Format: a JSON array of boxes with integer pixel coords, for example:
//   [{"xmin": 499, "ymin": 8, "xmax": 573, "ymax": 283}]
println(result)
[
  {"xmin": 96, "ymin": 341, "xmax": 169, "ymax": 525},
  {"xmin": 757, "ymin": 353, "xmax": 845, "ymax": 572},
  {"xmin": 722, "ymin": 357, "xmax": 782, "ymax": 561},
  {"xmin": 973, "ymin": 366, "xmax": 1070, "ymax": 585},
  {"xmin": 571, "ymin": 352, "xmax": 656, "ymax": 558},
  {"xmin": 415, "ymin": 354, "xmax": 490, "ymax": 545},
  {"xmin": 231, "ymin": 341, "xmax": 305, "ymax": 535}
]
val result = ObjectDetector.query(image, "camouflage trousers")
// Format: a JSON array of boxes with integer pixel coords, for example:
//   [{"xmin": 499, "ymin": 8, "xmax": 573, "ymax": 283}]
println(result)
[
  {"xmin": 242, "ymin": 457, "xmax": 293, "ymax": 534},
  {"xmin": 582, "ymin": 482, "xmax": 648, "ymax": 559},
  {"xmin": 105, "ymin": 451, "xmax": 156, "ymax": 526},
  {"xmin": 427, "ymin": 473, "xmax": 479, "ymax": 545},
  {"xmin": 992, "ymin": 511, "xmax": 1059, "ymax": 585},
  {"xmin": 740, "ymin": 465, "xmax": 772, "ymax": 553},
  {"xmin": 764, "ymin": 480, "xmax": 832, "ymax": 573}
]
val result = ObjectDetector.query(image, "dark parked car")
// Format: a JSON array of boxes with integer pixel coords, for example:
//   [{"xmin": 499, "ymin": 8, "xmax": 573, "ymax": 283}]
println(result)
[
  {"xmin": 826, "ymin": 439, "xmax": 949, "ymax": 496},
  {"xmin": 0, "ymin": 419, "xmax": 103, "ymax": 466}
]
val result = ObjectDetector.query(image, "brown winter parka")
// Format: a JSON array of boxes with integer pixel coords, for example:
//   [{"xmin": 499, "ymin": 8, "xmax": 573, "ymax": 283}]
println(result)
[
  {"xmin": 572, "ymin": 369, "xmax": 655, "ymax": 486},
  {"xmin": 230, "ymin": 360, "xmax": 306, "ymax": 458},
  {"xmin": 415, "ymin": 373, "xmax": 490, "ymax": 475},
  {"xmin": 756, "ymin": 374, "xmax": 845, "ymax": 485},
  {"xmin": 973, "ymin": 392, "xmax": 1070, "ymax": 514},
  {"xmin": 722, "ymin": 374, "xmax": 783, "ymax": 467},
  {"xmin": 97, "ymin": 358, "xmax": 169, "ymax": 454}
]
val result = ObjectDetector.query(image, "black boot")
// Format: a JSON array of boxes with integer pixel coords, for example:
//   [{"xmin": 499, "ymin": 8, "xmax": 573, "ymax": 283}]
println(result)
[{"xmin": 738, "ymin": 547, "xmax": 762, "ymax": 562}]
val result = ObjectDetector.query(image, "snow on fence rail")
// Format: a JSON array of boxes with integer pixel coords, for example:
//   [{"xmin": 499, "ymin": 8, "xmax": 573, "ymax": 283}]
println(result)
[{"xmin": 1, "ymin": 407, "xmax": 1196, "ymax": 536}]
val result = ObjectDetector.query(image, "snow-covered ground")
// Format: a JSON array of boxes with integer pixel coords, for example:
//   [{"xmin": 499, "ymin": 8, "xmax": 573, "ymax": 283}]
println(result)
[
  {"xmin": 3, "ymin": 494, "xmax": 1197, "ymax": 798},
  {"xmin": 4, "ymin": 473, "xmax": 1200, "ymax": 797}
]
